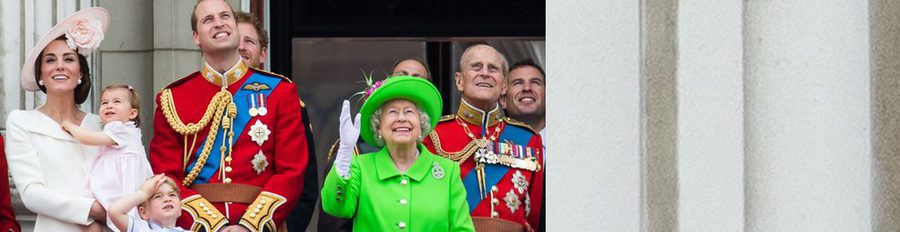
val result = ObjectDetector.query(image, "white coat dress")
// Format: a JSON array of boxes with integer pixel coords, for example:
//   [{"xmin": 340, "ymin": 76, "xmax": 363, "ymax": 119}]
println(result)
[{"xmin": 5, "ymin": 110, "xmax": 101, "ymax": 232}]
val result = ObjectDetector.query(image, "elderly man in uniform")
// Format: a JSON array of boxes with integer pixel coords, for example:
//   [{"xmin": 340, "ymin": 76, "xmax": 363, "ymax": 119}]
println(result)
[
  {"xmin": 235, "ymin": 11, "xmax": 320, "ymax": 231},
  {"xmin": 423, "ymin": 44, "xmax": 544, "ymax": 231},
  {"xmin": 149, "ymin": 1, "xmax": 309, "ymax": 231}
]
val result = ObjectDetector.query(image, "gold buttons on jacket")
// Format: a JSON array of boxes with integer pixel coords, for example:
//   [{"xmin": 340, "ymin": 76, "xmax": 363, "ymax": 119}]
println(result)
[
  {"xmin": 224, "ymin": 178, "xmax": 232, "ymax": 183},
  {"xmin": 225, "ymin": 166, "xmax": 232, "ymax": 173},
  {"xmin": 492, "ymin": 199, "xmax": 499, "ymax": 205},
  {"xmin": 491, "ymin": 211, "xmax": 499, "ymax": 218},
  {"xmin": 491, "ymin": 186, "xmax": 499, "ymax": 193}
]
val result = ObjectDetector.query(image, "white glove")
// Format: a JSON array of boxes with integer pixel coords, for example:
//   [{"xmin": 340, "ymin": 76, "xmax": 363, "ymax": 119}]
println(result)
[{"xmin": 335, "ymin": 100, "xmax": 360, "ymax": 178}]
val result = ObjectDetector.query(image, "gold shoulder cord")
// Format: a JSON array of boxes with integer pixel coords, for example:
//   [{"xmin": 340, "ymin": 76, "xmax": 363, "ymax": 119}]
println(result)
[
  {"xmin": 160, "ymin": 88, "xmax": 236, "ymax": 187},
  {"xmin": 429, "ymin": 130, "xmax": 479, "ymax": 164}
]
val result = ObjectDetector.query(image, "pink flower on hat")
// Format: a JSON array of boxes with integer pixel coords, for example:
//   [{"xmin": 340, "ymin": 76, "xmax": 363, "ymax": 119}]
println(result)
[{"xmin": 65, "ymin": 19, "xmax": 104, "ymax": 56}]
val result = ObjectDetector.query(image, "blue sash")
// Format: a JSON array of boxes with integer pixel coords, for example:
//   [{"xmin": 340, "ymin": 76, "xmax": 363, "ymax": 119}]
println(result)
[
  {"xmin": 461, "ymin": 123, "xmax": 535, "ymax": 212},
  {"xmin": 185, "ymin": 73, "xmax": 282, "ymax": 184}
]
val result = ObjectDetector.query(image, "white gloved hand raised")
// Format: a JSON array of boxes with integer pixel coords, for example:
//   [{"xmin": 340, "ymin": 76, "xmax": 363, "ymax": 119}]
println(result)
[{"xmin": 335, "ymin": 100, "xmax": 360, "ymax": 178}]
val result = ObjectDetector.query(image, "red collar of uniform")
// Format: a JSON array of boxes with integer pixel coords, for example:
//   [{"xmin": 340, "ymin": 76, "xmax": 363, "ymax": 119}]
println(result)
[{"xmin": 456, "ymin": 99, "xmax": 502, "ymax": 127}]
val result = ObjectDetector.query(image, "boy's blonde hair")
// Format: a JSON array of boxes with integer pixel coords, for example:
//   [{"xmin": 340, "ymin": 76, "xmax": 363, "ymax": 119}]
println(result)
[{"xmin": 138, "ymin": 176, "xmax": 181, "ymax": 209}]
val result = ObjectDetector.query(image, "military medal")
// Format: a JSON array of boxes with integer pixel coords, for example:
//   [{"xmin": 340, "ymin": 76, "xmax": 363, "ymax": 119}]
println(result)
[
  {"xmin": 257, "ymin": 94, "xmax": 268, "ymax": 116},
  {"xmin": 474, "ymin": 139, "xmax": 499, "ymax": 164},
  {"xmin": 504, "ymin": 190, "xmax": 521, "ymax": 213},
  {"xmin": 248, "ymin": 94, "xmax": 259, "ymax": 117},
  {"xmin": 432, "ymin": 162, "xmax": 445, "ymax": 179},
  {"xmin": 248, "ymin": 120, "xmax": 271, "ymax": 146},
  {"xmin": 251, "ymin": 151, "xmax": 269, "ymax": 174},
  {"xmin": 511, "ymin": 170, "xmax": 528, "ymax": 194},
  {"xmin": 524, "ymin": 194, "xmax": 532, "ymax": 217}
]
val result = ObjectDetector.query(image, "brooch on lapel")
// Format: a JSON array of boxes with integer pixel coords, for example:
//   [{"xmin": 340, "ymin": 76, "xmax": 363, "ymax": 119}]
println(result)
[
  {"xmin": 248, "ymin": 120, "xmax": 270, "ymax": 146},
  {"xmin": 432, "ymin": 162, "xmax": 444, "ymax": 180},
  {"xmin": 252, "ymin": 151, "xmax": 269, "ymax": 175}
]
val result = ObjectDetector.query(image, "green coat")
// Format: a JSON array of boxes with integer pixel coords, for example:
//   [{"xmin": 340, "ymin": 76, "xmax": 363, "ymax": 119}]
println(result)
[{"xmin": 322, "ymin": 144, "xmax": 475, "ymax": 232}]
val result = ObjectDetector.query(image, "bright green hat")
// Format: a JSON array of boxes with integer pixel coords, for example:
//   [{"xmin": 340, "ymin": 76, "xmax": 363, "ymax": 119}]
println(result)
[{"xmin": 359, "ymin": 76, "xmax": 443, "ymax": 148}]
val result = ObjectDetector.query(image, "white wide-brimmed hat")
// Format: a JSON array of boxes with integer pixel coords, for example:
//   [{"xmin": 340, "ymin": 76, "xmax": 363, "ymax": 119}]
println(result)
[{"xmin": 20, "ymin": 7, "xmax": 110, "ymax": 92}]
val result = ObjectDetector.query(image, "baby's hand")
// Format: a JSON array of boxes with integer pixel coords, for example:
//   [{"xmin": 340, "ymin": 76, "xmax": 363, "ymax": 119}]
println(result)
[
  {"xmin": 139, "ymin": 174, "xmax": 166, "ymax": 196},
  {"xmin": 60, "ymin": 120, "xmax": 74, "ymax": 132}
]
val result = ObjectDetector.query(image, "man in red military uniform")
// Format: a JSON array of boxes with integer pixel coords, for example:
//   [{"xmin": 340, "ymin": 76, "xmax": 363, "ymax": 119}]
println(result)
[
  {"xmin": 149, "ymin": 1, "xmax": 308, "ymax": 231},
  {"xmin": 423, "ymin": 44, "xmax": 544, "ymax": 231},
  {"xmin": 0, "ymin": 135, "xmax": 21, "ymax": 232}
]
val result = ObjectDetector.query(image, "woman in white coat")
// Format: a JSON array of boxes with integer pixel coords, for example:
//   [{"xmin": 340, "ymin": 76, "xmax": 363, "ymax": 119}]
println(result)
[{"xmin": 5, "ymin": 8, "xmax": 111, "ymax": 231}]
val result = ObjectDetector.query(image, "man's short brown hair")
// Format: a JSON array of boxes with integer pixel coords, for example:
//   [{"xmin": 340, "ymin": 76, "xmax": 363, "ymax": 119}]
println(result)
[
  {"xmin": 190, "ymin": 0, "xmax": 235, "ymax": 32},
  {"xmin": 235, "ymin": 11, "xmax": 269, "ymax": 49}
]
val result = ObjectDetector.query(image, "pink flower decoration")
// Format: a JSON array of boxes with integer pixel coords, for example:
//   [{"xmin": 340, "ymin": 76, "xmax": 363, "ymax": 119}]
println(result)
[
  {"xmin": 65, "ymin": 19, "xmax": 104, "ymax": 56},
  {"xmin": 363, "ymin": 80, "xmax": 385, "ymax": 100}
]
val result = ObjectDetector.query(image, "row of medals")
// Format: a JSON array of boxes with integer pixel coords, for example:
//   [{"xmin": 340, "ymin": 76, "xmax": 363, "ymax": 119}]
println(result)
[{"xmin": 473, "ymin": 139, "xmax": 538, "ymax": 172}]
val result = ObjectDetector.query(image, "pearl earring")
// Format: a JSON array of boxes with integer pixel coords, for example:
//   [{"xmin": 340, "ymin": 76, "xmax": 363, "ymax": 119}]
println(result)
[
  {"xmin": 77, "ymin": 79, "xmax": 82, "ymax": 85},
  {"xmin": 38, "ymin": 80, "xmax": 44, "ymax": 86}
]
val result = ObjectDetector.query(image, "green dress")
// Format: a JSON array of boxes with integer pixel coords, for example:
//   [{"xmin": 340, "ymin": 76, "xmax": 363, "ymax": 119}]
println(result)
[{"xmin": 322, "ymin": 144, "xmax": 475, "ymax": 231}]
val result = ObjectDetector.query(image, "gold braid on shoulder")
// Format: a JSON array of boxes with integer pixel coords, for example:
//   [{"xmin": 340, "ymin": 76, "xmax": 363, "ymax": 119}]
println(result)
[
  {"xmin": 161, "ymin": 89, "xmax": 229, "ymax": 135},
  {"xmin": 429, "ymin": 130, "xmax": 480, "ymax": 164},
  {"xmin": 160, "ymin": 88, "xmax": 235, "ymax": 187}
]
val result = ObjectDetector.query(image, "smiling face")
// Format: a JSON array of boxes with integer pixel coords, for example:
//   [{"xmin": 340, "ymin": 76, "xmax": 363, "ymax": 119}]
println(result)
[
  {"xmin": 378, "ymin": 99, "xmax": 422, "ymax": 147},
  {"xmin": 192, "ymin": 0, "xmax": 239, "ymax": 55},
  {"xmin": 237, "ymin": 22, "xmax": 266, "ymax": 68},
  {"xmin": 139, "ymin": 182, "xmax": 182, "ymax": 224},
  {"xmin": 505, "ymin": 65, "xmax": 545, "ymax": 118},
  {"xmin": 99, "ymin": 88, "xmax": 138, "ymax": 124},
  {"xmin": 38, "ymin": 40, "xmax": 82, "ymax": 95},
  {"xmin": 455, "ymin": 45, "xmax": 507, "ymax": 110}
]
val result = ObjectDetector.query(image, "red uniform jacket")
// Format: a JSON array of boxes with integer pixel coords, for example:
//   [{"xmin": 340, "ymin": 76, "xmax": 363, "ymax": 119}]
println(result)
[
  {"xmin": 0, "ymin": 136, "xmax": 21, "ymax": 232},
  {"xmin": 149, "ymin": 61, "xmax": 308, "ymax": 232},
  {"xmin": 424, "ymin": 101, "xmax": 544, "ymax": 231}
]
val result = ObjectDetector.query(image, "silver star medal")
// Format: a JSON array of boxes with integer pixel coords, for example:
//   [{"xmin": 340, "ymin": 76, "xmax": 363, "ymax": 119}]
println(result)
[
  {"xmin": 432, "ymin": 162, "xmax": 445, "ymax": 180},
  {"xmin": 252, "ymin": 151, "xmax": 269, "ymax": 174},
  {"xmin": 511, "ymin": 170, "xmax": 529, "ymax": 194},
  {"xmin": 248, "ymin": 120, "xmax": 271, "ymax": 146},
  {"xmin": 504, "ymin": 190, "xmax": 521, "ymax": 213},
  {"xmin": 474, "ymin": 139, "xmax": 495, "ymax": 164}
]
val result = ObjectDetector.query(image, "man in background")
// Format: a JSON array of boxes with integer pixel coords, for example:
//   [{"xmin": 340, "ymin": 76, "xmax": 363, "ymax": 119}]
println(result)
[
  {"xmin": 501, "ymin": 59, "xmax": 545, "ymax": 137},
  {"xmin": 390, "ymin": 58, "xmax": 431, "ymax": 80},
  {"xmin": 500, "ymin": 59, "xmax": 546, "ymax": 232},
  {"xmin": 236, "ymin": 11, "xmax": 320, "ymax": 231}
]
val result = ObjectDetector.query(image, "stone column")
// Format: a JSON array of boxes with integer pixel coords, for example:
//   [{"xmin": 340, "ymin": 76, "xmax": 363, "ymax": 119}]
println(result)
[
  {"xmin": 152, "ymin": 0, "xmax": 202, "ymax": 92},
  {"xmin": 99, "ymin": 0, "xmax": 155, "ymax": 143},
  {"xmin": 744, "ymin": 1, "xmax": 872, "ymax": 231},
  {"xmin": 548, "ymin": 0, "xmax": 642, "ymax": 230},
  {"xmin": 870, "ymin": 0, "xmax": 900, "ymax": 231},
  {"xmin": 641, "ymin": 0, "xmax": 678, "ymax": 230},
  {"xmin": 0, "ymin": 1, "xmax": 22, "ymax": 126},
  {"xmin": 676, "ymin": 0, "xmax": 745, "ymax": 231}
]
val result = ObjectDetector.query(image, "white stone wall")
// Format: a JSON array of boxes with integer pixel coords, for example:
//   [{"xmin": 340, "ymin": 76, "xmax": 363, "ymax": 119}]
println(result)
[{"xmin": 551, "ymin": 0, "xmax": 889, "ymax": 231}]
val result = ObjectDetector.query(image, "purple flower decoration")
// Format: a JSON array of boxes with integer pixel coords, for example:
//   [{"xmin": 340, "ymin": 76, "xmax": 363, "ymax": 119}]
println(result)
[{"xmin": 363, "ymin": 80, "xmax": 384, "ymax": 100}]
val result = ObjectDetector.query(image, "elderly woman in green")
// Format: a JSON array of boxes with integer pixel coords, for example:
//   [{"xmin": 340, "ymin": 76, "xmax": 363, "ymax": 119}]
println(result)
[{"xmin": 322, "ymin": 76, "xmax": 475, "ymax": 231}]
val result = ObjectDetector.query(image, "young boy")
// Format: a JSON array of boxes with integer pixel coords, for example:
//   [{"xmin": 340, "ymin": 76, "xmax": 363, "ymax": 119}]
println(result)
[{"xmin": 109, "ymin": 174, "xmax": 186, "ymax": 232}]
